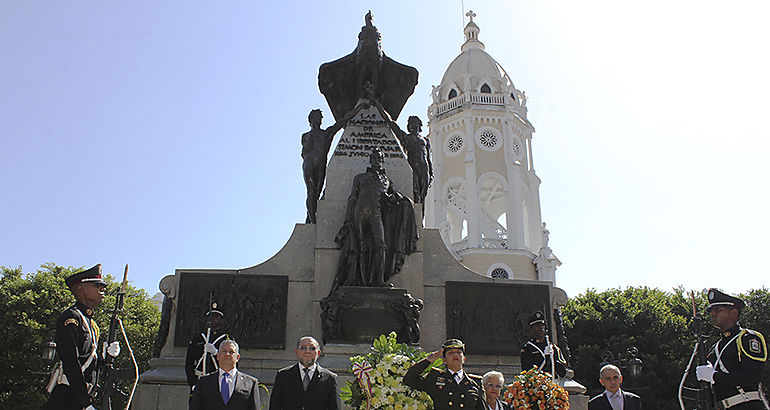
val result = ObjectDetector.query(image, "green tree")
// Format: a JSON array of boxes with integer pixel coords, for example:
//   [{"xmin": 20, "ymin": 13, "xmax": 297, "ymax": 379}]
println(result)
[
  {"xmin": 563, "ymin": 286, "xmax": 769, "ymax": 410},
  {"xmin": 0, "ymin": 263, "xmax": 161, "ymax": 410}
]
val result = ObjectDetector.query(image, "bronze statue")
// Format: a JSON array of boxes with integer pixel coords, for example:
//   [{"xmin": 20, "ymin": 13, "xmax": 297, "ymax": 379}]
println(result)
[
  {"xmin": 330, "ymin": 148, "xmax": 418, "ymax": 292},
  {"xmin": 374, "ymin": 100, "xmax": 433, "ymax": 203},
  {"xmin": 318, "ymin": 11, "xmax": 418, "ymax": 122},
  {"xmin": 302, "ymin": 104, "xmax": 364, "ymax": 223}
]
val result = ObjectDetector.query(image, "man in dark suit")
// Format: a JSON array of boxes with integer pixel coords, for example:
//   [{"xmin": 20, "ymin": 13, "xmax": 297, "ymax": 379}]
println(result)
[
  {"xmin": 190, "ymin": 340, "xmax": 260, "ymax": 410},
  {"xmin": 269, "ymin": 336, "xmax": 341, "ymax": 410},
  {"xmin": 588, "ymin": 364, "xmax": 642, "ymax": 410}
]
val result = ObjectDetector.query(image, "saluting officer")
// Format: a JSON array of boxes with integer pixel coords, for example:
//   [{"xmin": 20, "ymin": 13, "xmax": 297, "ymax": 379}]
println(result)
[
  {"xmin": 696, "ymin": 289, "xmax": 769, "ymax": 409},
  {"xmin": 44, "ymin": 264, "xmax": 120, "ymax": 410},
  {"xmin": 185, "ymin": 302, "xmax": 230, "ymax": 392},
  {"xmin": 403, "ymin": 338, "xmax": 486, "ymax": 410},
  {"xmin": 520, "ymin": 311, "xmax": 567, "ymax": 378}
]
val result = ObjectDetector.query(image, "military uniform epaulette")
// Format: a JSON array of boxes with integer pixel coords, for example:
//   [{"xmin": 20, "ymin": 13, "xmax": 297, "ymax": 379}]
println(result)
[
  {"xmin": 737, "ymin": 328, "xmax": 767, "ymax": 362},
  {"xmin": 58, "ymin": 304, "xmax": 100, "ymax": 344},
  {"xmin": 467, "ymin": 373, "xmax": 484, "ymax": 389}
]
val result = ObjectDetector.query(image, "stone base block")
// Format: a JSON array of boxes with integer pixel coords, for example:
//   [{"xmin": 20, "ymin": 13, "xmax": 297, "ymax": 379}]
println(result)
[{"xmin": 320, "ymin": 287, "xmax": 422, "ymax": 345}]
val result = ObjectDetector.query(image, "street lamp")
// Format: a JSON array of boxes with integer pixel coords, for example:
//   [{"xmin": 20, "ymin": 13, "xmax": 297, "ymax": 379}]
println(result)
[
  {"xmin": 32, "ymin": 332, "xmax": 58, "ymax": 376},
  {"xmin": 600, "ymin": 347, "xmax": 643, "ymax": 379},
  {"xmin": 42, "ymin": 339, "xmax": 57, "ymax": 367}
]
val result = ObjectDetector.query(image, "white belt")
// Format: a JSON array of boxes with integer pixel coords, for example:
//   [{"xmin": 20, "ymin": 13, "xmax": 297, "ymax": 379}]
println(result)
[{"xmin": 719, "ymin": 391, "xmax": 760, "ymax": 409}]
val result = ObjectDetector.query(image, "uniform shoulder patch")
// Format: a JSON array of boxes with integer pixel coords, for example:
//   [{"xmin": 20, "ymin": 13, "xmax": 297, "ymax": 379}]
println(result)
[
  {"xmin": 738, "ymin": 329, "xmax": 767, "ymax": 362},
  {"xmin": 64, "ymin": 318, "xmax": 79, "ymax": 327}
]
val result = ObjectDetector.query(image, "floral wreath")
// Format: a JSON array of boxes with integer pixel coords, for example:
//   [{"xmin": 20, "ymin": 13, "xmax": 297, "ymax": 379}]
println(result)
[
  {"xmin": 341, "ymin": 332, "xmax": 436, "ymax": 409},
  {"xmin": 503, "ymin": 367, "xmax": 570, "ymax": 409}
]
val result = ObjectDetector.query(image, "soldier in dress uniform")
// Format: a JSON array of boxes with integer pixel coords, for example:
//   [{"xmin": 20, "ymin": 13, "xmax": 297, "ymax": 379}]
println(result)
[
  {"xmin": 696, "ymin": 289, "xmax": 769, "ymax": 409},
  {"xmin": 520, "ymin": 311, "xmax": 567, "ymax": 378},
  {"xmin": 403, "ymin": 338, "xmax": 486, "ymax": 410},
  {"xmin": 184, "ymin": 302, "xmax": 230, "ymax": 392},
  {"xmin": 44, "ymin": 264, "xmax": 121, "ymax": 410}
]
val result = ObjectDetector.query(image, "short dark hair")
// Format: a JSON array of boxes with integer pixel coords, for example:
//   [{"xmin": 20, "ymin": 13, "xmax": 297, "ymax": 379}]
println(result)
[{"xmin": 308, "ymin": 109, "xmax": 322, "ymax": 123}]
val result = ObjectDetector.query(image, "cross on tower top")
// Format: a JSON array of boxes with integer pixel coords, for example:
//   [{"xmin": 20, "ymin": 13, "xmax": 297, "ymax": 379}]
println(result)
[{"xmin": 465, "ymin": 10, "xmax": 476, "ymax": 23}]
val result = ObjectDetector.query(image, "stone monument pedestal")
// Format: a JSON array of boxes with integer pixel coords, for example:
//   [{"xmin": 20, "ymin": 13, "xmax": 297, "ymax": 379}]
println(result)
[{"xmin": 320, "ymin": 287, "xmax": 422, "ymax": 344}]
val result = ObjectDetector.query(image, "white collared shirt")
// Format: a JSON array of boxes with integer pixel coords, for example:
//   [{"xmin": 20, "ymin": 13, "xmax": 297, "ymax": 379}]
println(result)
[
  {"xmin": 219, "ymin": 367, "xmax": 237, "ymax": 398},
  {"xmin": 451, "ymin": 369, "xmax": 465, "ymax": 384},
  {"xmin": 299, "ymin": 362, "xmax": 318, "ymax": 381},
  {"xmin": 486, "ymin": 400, "xmax": 503, "ymax": 410},
  {"xmin": 604, "ymin": 389, "xmax": 624, "ymax": 410}
]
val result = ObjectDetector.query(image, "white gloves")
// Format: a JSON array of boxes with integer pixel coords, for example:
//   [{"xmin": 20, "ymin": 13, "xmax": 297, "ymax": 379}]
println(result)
[
  {"xmin": 84, "ymin": 405, "xmax": 97, "ymax": 410},
  {"xmin": 103, "ymin": 341, "xmax": 121, "ymax": 358},
  {"xmin": 543, "ymin": 345, "xmax": 554, "ymax": 356},
  {"xmin": 696, "ymin": 364, "xmax": 715, "ymax": 383},
  {"xmin": 204, "ymin": 343, "xmax": 218, "ymax": 355},
  {"xmin": 106, "ymin": 341, "xmax": 121, "ymax": 357}
]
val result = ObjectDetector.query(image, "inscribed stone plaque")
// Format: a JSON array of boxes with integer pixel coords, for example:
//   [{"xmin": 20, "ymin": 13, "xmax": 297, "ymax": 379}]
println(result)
[
  {"xmin": 324, "ymin": 105, "xmax": 413, "ymax": 203},
  {"xmin": 174, "ymin": 272, "xmax": 288, "ymax": 349},
  {"xmin": 445, "ymin": 281, "xmax": 550, "ymax": 355}
]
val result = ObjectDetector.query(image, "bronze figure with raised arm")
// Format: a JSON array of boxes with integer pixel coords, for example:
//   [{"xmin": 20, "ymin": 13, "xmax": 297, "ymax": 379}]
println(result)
[
  {"xmin": 302, "ymin": 103, "xmax": 366, "ymax": 224},
  {"xmin": 373, "ymin": 99, "xmax": 433, "ymax": 203}
]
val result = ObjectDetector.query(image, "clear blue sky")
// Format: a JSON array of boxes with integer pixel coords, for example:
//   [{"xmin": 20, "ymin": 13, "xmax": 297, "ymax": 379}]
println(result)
[{"xmin": 2, "ymin": 1, "xmax": 768, "ymax": 299}]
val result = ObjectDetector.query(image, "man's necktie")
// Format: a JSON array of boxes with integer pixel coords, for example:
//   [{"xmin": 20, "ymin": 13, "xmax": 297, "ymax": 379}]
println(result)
[
  {"xmin": 221, "ymin": 373, "xmax": 230, "ymax": 404},
  {"xmin": 303, "ymin": 368, "xmax": 311, "ymax": 390},
  {"xmin": 610, "ymin": 392, "xmax": 622, "ymax": 410}
]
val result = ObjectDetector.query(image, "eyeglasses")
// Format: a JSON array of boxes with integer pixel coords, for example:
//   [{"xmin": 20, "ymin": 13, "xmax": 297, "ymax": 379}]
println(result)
[
  {"xmin": 298, "ymin": 345, "xmax": 317, "ymax": 351},
  {"xmin": 485, "ymin": 383, "xmax": 502, "ymax": 389},
  {"xmin": 219, "ymin": 350, "xmax": 238, "ymax": 356}
]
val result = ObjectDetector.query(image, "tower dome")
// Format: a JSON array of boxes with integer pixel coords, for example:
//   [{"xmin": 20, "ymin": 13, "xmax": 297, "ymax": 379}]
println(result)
[
  {"xmin": 432, "ymin": 10, "xmax": 526, "ymax": 114},
  {"xmin": 439, "ymin": 49, "xmax": 513, "ymax": 101}
]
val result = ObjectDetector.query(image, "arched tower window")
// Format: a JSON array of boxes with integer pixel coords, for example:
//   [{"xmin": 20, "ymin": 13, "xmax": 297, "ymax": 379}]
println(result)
[
  {"xmin": 448, "ymin": 89, "xmax": 458, "ymax": 99},
  {"xmin": 480, "ymin": 84, "xmax": 491, "ymax": 93},
  {"xmin": 510, "ymin": 92, "xmax": 516, "ymax": 102},
  {"xmin": 487, "ymin": 263, "xmax": 513, "ymax": 279}
]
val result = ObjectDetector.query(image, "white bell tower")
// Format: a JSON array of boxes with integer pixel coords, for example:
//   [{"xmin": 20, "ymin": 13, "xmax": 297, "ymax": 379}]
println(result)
[{"xmin": 425, "ymin": 11, "xmax": 560, "ymax": 283}]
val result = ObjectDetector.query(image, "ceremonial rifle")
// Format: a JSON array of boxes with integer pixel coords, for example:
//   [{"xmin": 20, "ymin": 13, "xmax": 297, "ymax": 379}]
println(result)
[
  {"xmin": 543, "ymin": 310, "xmax": 556, "ymax": 381},
  {"xmin": 691, "ymin": 291, "xmax": 716, "ymax": 410},
  {"xmin": 96, "ymin": 265, "xmax": 139, "ymax": 410},
  {"xmin": 201, "ymin": 294, "xmax": 212, "ymax": 375},
  {"xmin": 678, "ymin": 291, "xmax": 716, "ymax": 410},
  {"xmin": 545, "ymin": 332, "xmax": 556, "ymax": 381}
]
